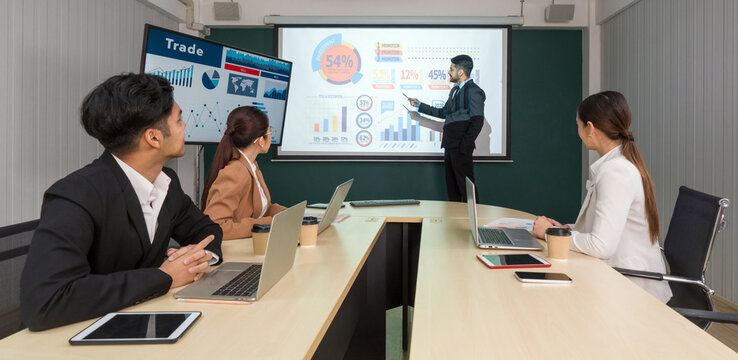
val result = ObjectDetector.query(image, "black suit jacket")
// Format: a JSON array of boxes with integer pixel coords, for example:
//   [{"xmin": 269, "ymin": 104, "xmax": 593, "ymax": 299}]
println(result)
[
  {"xmin": 20, "ymin": 151, "xmax": 223, "ymax": 331},
  {"xmin": 418, "ymin": 80, "xmax": 486, "ymax": 153}
]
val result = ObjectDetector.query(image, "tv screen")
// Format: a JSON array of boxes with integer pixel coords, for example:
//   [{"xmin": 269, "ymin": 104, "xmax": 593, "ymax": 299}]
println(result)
[
  {"xmin": 140, "ymin": 24, "xmax": 292, "ymax": 145},
  {"xmin": 276, "ymin": 26, "xmax": 509, "ymax": 160}
]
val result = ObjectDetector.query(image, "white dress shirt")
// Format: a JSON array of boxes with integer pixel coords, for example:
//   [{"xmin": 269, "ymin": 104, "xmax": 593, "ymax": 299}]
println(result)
[
  {"xmin": 569, "ymin": 146, "xmax": 673, "ymax": 303},
  {"xmin": 113, "ymin": 155, "xmax": 218, "ymax": 264},
  {"xmin": 113, "ymin": 155, "xmax": 170, "ymax": 242},
  {"xmin": 237, "ymin": 149, "xmax": 268, "ymax": 218}
]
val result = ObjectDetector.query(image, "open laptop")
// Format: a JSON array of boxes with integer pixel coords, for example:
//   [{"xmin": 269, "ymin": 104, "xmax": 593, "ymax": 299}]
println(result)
[
  {"xmin": 466, "ymin": 178, "xmax": 544, "ymax": 251},
  {"xmin": 317, "ymin": 179, "xmax": 353, "ymax": 234},
  {"xmin": 174, "ymin": 201, "xmax": 307, "ymax": 302}
]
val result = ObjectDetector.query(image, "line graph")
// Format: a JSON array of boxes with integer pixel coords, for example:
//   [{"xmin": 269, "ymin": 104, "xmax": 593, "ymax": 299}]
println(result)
[{"xmin": 183, "ymin": 102, "xmax": 228, "ymax": 138}]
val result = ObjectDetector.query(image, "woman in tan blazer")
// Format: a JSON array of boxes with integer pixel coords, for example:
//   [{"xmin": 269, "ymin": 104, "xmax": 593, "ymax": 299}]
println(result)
[{"xmin": 201, "ymin": 106, "xmax": 286, "ymax": 239}]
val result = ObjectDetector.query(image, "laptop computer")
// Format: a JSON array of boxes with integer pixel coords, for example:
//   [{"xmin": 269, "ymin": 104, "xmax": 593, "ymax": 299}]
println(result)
[
  {"xmin": 465, "ymin": 178, "xmax": 543, "ymax": 251},
  {"xmin": 318, "ymin": 179, "xmax": 353, "ymax": 234},
  {"xmin": 174, "ymin": 201, "xmax": 307, "ymax": 302}
]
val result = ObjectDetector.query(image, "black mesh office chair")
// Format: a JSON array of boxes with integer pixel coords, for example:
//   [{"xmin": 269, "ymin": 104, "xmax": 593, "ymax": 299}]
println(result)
[
  {"xmin": 614, "ymin": 186, "xmax": 737, "ymax": 330},
  {"xmin": 0, "ymin": 219, "xmax": 38, "ymax": 339}
]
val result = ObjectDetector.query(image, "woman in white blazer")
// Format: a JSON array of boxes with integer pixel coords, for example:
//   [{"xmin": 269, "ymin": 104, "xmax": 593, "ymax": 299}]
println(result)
[{"xmin": 533, "ymin": 91, "xmax": 672, "ymax": 303}]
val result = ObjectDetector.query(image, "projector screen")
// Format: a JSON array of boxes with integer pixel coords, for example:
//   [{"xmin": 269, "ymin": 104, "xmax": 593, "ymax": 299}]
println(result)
[
  {"xmin": 140, "ymin": 24, "xmax": 293, "ymax": 144},
  {"xmin": 276, "ymin": 26, "xmax": 509, "ymax": 160}
]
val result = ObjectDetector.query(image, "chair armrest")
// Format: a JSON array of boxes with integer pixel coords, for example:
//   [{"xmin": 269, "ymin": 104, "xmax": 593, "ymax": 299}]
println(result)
[
  {"xmin": 0, "ymin": 245, "xmax": 30, "ymax": 262},
  {"xmin": 672, "ymin": 308, "xmax": 738, "ymax": 325},
  {"xmin": 614, "ymin": 267, "xmax": 714, "ymax": 294},
  {"xmin": 613, "ymin": 267, "xmax": 664, "ymax": 281}
]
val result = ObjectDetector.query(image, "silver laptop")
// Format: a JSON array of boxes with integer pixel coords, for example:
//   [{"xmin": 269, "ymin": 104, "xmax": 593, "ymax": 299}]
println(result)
[
  {"xmin": 174, "ymin": 201, "xmax": 307, "ymax": 302},
  {"xmin": 318, "ymin": 179, "xmax": 353, "ymax": 234},
  {"xmin": 466, "ymin": 178, "xmax": 543, "ymax": 251}
]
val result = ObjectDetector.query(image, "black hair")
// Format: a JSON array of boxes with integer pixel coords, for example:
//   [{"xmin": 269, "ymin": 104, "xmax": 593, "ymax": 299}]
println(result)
[
  {"xmin": 80, "ymin": 73, "xmax": 174, "ymax": 154},
  {"xmin": 451, "ymin": 54, "xmax": 474, "ymax": 76}
]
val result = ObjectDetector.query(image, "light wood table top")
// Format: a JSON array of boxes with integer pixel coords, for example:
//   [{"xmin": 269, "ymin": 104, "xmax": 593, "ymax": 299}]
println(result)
[
  {"xmin": 2, "ymin": 201, "xmax": 735, "ymax": 359},
  {"xmin": 409, "ymin": 217, "xmax": 738, "ymax": 359},
  {"xmin": 0, "ymin": 216, "xmax": 385, "ymax": 359},
  {"xmin": 311, "ymin": 200, "xmax": 535, "ymax": 223}
]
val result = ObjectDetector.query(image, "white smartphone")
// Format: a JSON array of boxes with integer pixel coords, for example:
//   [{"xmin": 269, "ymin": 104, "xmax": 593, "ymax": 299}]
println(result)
[
  {"xmin": 476, "ymin": 253, "xmax": 551, "ymax": 269},
  {"xmin": 69, "ymin": 311, "xmax": 201, "ymax": 345},
  {"xmin": 514, "ymin": 271, "xmax": 572, "ymax": 284}
]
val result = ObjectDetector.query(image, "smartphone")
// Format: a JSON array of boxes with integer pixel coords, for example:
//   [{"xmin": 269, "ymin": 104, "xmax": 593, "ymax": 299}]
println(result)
[
  {"xmin": 306, "ymin": 203, "xmax": 344, "ymax": 209},
  {"xmin": 476, "ymin": 254, "xmax": 551, "ymax": 269},
  {"xmin": 514, "ymin": 271, "xmax": 572, "ymax": 284}
]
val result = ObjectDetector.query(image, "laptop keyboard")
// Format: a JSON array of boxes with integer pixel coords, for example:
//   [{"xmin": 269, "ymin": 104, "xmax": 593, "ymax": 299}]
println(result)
[
  {"xmin": 212, "ymin": 265, "xmax": 262, "ymax": 297},
  {"xmin": 478, "ymin": 228, "xmax": 514, "ymax": 246}
]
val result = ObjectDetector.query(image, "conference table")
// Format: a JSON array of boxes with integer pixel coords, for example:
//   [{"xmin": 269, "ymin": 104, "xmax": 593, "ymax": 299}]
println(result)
[{"xmin": 0, "ymin": 201, "xmax": 735, "ymax": 359}]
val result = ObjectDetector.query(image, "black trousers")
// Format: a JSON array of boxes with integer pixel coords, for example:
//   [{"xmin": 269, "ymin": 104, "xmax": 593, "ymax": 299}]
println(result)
[{"xmin": 444, "ymin": 148, "xmax": 477, "ymax": 202}]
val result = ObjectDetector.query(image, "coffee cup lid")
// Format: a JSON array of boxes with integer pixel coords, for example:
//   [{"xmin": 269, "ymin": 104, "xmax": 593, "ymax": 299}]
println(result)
[
  {"xmin": 252, "ymin": 224, "xmax": 271, "ymax": 233},
  {"xmin": 546, "ymin": 227, "xmax": 571, "ymax": 236},
  {"xmin": 302, "ymin": 216, "xmax": 319, "ymax": 225}
]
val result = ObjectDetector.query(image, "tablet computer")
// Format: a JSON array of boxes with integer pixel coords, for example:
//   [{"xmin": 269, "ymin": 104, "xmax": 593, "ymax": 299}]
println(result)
[
  {"xmin": 476, "ymin": 253, "xmax": 551, "ymax": 269},
  {"xmin": 69, "ymin": 312, "xmax": 200, "ymax": 345}
]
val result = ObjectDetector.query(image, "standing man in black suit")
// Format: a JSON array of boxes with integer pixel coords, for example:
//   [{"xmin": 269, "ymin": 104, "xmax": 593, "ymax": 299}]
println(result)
[
  {"xmin": 409, "ymin": 54, "xmax": 486, "ymax": 202},
  {"xmin": 20, "ymin": 73, "xmax": 223, "ymax": 331}
]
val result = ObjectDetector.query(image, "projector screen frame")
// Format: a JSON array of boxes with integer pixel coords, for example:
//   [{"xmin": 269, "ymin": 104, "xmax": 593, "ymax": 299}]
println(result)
[
  {"xmin": 139, "ymin": 23, "xmax": 293, "ymax": 146},
  {"xmin": 272, "ymin": 23, "xmax": 512, "ymax": 162}
]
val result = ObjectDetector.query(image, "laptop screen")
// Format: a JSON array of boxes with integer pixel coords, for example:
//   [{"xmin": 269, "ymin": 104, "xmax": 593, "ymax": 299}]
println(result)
[
  {"xmin": 465, "ymin": 178, "xmax": 479, "ymax": 245},
  {"xmin": 318, "ymin": 179, "xmax": 353, "ymax": 234}
]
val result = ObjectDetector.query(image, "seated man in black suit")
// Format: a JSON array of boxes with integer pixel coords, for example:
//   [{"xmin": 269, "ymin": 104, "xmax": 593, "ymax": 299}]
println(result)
[{"xmin": 20, "ymin": 73, "xmax": 223, "ymax": 331}]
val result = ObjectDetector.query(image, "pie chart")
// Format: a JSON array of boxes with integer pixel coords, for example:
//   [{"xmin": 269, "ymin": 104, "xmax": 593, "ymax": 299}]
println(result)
[{"xmin": 202, "ymin": 70, "xmax": 220, "ymax": 90}]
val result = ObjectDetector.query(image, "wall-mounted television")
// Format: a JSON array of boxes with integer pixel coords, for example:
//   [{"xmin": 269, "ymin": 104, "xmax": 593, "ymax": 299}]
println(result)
[{"xmin": 140, "ymin": 24, "xmax": 292, "ymax": 145}]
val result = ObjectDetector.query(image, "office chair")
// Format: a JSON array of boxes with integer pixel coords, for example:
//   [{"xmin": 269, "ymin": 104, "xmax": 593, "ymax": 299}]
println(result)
[
  {"xmin": 0, "ymin": 219, "xmax": 38, "ymax": 339},
  {"xmin": 614, "ymin": 186, "xmax": 738, "ymax": 330}
]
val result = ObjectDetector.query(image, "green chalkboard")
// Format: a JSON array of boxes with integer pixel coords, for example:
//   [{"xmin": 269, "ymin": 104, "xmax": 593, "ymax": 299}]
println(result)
[{"xmin": 205, "ymin": 28, "xmax": 582, "ymax": 222}]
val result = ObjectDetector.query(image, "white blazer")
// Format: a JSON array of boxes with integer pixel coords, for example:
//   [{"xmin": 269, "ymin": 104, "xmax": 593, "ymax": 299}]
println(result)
[{"xmin": 570, "ymin": 145, "xmax": 673, "ymax": 303}]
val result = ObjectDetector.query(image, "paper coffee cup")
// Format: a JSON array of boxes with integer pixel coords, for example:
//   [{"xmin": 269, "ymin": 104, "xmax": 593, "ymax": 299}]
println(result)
[
  {"xmin": 252, "ymin": 224, "xmax": 271, "ymax": 256},
  {"xmin": 300, "ymin": 216, "xmax": 319, "ymax": 247},
  {"xmin": 545, "ymin": 227, "xmax": 572, "ymax": 260}
]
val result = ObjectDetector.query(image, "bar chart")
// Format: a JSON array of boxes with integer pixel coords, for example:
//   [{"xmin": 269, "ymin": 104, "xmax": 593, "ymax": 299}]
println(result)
[
  {"xmin": 380, "ymin": 113, "xmax": 441, "ymax": 142},
  {"xmin": 313, "ymin": 106, "xmax": 348, "ymax": 133},
  {"xmin": 148, "ymin": 65, "xmax": 194, "ymax": 87}
]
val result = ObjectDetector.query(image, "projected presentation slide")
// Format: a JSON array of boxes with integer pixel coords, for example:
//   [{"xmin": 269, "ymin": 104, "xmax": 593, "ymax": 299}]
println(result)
[
  {"xmin": 277, "ymin": 27, "xmax": 508, "ymax": 159},
  {"xmin": 141, "ymin": 25, "xmax": 292, "ymax": 144}
]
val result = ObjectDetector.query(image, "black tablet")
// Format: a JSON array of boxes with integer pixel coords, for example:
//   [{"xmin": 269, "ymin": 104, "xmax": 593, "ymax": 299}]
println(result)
[{"xmin": 69, "ymin": 312, "xmax": 200, "ymax": 345}]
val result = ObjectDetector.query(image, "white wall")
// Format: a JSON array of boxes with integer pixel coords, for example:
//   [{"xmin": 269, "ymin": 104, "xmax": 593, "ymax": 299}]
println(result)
[
  {"xmin": 596, "ymin": 0, "xmax": 639, "ymax": 24},
  {"xmin": 0, "ymin": 0, "xmax": 179, "ymax": 226},
  {"xmin": 193, "ymin": 0, "xmax": 590, "ymax": 28},
  {"xmin": 602, "ymin": 0, "xmax": 738, "ymax": 302}
]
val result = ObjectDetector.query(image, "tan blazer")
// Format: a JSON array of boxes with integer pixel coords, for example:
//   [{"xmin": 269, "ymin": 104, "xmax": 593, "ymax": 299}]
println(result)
[{"xmin": 204, "ymin": 153, "xmax": 286, "ymax": 239}]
